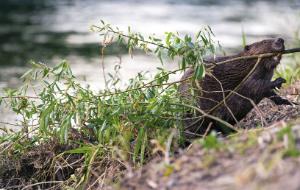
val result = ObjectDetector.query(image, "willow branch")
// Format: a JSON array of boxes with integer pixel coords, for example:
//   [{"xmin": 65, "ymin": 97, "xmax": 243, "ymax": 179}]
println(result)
[
  {"xmin": 207, "ymin": 48, "xmax": 300, "ymax": 66},
  {"xmin": 91, "ymin": 25, "xmax": 172, "ymax": 51},
  {"xmin": 175, "ymin": 103, "xmax": 237, "ymax": 132},
  {"xmin": 283, "ymin": 47, "xmax": 300, "ymax": 54},
  {"xmin": 95, "ymin": 23, "xmax": 300, "ymax": 66},
  {"xmin": 1, "ymin": 96, "xmax": 39, "ymax": 99},
  {"xmin": 96, "ymin": 76, "xmax": 192, "ymax": 98}
]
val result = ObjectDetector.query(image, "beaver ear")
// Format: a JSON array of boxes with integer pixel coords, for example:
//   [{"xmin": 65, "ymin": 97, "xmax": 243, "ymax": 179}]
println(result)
[{"xmin": 244, "ymin": 45, "xmax": 250, "ymax": 51}]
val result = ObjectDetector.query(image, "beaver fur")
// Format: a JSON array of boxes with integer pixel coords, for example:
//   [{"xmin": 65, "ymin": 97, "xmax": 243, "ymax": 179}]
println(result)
[{"xmin": 179, "ymin": 38, "xmax": 292, "ymax": 138}]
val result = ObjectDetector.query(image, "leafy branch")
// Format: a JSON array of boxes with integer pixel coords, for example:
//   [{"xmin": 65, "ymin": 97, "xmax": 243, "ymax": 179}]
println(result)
[{"xmin": 91, "ymin": 20, "xmax": 217, "ymax": 79}]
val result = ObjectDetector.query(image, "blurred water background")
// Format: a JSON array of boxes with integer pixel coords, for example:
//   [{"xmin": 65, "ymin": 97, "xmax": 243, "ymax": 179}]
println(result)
[{"xmin": 0, "ymin": 0, "xmax": 300, "ymax": 125}]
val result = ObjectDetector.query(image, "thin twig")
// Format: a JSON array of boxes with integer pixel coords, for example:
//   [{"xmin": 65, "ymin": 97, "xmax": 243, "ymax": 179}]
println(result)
[
  {"xmin": 208, "ymin": 72, "xmax": 240, "ymax": 126},
  {"xmin": 207, "ymin": 48, "xmax": 300, "ymax": 66},
  {"xmin": 174, "ymin": 103, "xmax": 237, "ymax": 132},
  {"xmin": 165, "ymin": 129, "xmax": 177, "ymax": 165},
  {"xmin": 101, "ymin": 46, "xmax": 108, "ymax": 89},
  {"xmin": 203, "ymin": 122, "xmax": 213, "ymax": 138},
  {"xmin": 0, "ymin": 121, "xmax": 25, "ymax": 127},
  {"xmin": 92, "ymin": 25, "xmax": 172, "ymax": 51},
  {"xmin": 1, "ymin": 96, "xmax": 39, "ymax": 99},
  {"xmin": 207, "ymin": 57, "xmax": 262, "ymax": 115},
  {"xmin": 96, "ymin": 76, "xmax": 191, "ymax": 98},
  {"xmin": 19, "ymin": 181, "xmax": 63, "ymax": 190}
]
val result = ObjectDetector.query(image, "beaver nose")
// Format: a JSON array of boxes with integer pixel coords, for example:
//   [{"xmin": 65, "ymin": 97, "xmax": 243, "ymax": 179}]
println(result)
[
  {"xmin": 273, "ymin": 38, "xmax": 284, "ymax": 51},
  {"xmin": 275, "ymin": 38, "xmax": 284, "ymax": 45}
]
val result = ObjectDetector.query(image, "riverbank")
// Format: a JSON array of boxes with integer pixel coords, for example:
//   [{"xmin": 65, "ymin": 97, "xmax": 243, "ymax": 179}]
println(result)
[{"xmin": 1, "ymin": 80, "xmax": 299, "ymax": 189}]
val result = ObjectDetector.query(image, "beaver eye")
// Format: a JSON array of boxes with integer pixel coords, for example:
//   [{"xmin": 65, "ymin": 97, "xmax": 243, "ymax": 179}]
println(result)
[{"xmin": 244, "ymin": 45, "xmax": 250, "ymax": 51}]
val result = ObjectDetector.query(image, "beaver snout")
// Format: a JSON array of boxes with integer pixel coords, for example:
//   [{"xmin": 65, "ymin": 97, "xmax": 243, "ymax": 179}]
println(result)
[{"xmin": 272, "ymin": 38, "xmax": 285, "ymax": 51}]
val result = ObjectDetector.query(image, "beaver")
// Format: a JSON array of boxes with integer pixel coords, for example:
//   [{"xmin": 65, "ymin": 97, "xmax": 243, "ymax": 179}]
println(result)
[{"xmin": 179, "ymin": 38, "xmax": 292, "ymax": 139}]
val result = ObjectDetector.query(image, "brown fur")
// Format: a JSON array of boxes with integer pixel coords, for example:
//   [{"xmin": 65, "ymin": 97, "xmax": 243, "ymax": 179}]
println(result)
[{"xmin": 179, "ymin": 38, "xmax": 291, "ymax": 138}]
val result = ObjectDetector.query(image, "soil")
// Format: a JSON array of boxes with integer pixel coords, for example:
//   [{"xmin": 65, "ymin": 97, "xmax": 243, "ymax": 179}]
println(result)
[
  {"xmin": 119, "ymin": 82, "xmax": 300, "ymax": 190},
  {"xmin": 120, "ymin": 123, "xmax": 300, "ymax": 190},
  {"xmin": 239, "ymin": 81, "xmax": 300, "ymax": 129},
  {"xmin": 0, "ymin": 133, "xmax": 125, "ymax": 190},
  {"xmin": 0, "ymin": 140, "xmax": 82, "ymax": 189}
]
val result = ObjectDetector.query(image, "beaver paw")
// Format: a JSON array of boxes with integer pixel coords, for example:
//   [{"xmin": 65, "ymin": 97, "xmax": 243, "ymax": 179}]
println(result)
[
  {"xmin": 274, "ymin": 98, "xmax": 293, "ymax": 105},
  {"xmin": 272, "ymin": 77, "xmax": 286, "ymax": 89}
]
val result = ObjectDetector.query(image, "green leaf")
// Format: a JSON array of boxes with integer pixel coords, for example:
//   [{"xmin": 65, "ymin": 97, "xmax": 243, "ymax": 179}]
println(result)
[
  {"xmin": 42, "ymin": 68, "xmax": 50, "ymax": 78},
  {"xmin": 138, "ymin": 34, "xmax": 144, "ymax": 41},
  {"xmin": 20, "ymin": 69, "xmax": 33, "ymax": 80},
  {"xmin": 157, "ymin": 50, "xmax": 164, "ymax": 65},
  {"xmin": 181, "ymin": 57, "xmax": 186, "ymax": 70},
  {"xmin": 60, "ymin": 114, "xmax": 73, "ymax": 143},
  {"xmin": 200, "ymin": 132, "xmax": 220, "ymax": 149},
  {"xmin": 39, "ymin": 103, "xmax": 55, "ymax": 134},
  {"xmin": 166, "ymin": 32, "xmax": 172, "ymax": 46},
  {"xmin": 194, "ymin": 64, "xmax": 205, "ymax": 79},
  {"xmin": 207, "ymin": 25, "xmax": 215, "ymax": 36},
  {"xmin": 133, "ymin": 127, "xmax": 145, "ymax": 163},
  {"xmin": 201, "ymin": 35, "xmax": 208, "ymax": 45},
  {"xmin": 140, "ymin": 132, "xmax": 147, "ymax": 164},
  {"xmin": 184, "ymin": 35, "xmax": 190, "ymax": 42},
  {"xmin": 153, "ymin": 38, "xmax": 162, "ymax": 42},
  {"xmin": 66, "ymin": 145, "xmax": 93, "ymax": 154},
  {"xmin": 187, "ymin": 42, "xmax": 194, "ymax": 48},
  {"xmin": 241, "ymin": 27, "xmax": 247, "ymax": 48},
  {"xmin": 283, "ymin": 149, "xmax": 300, "ymax": 158},
  {"xmin": 196, "ymin": 31, "xmax": 201, "ymax": 39},
  {"xmin": 100, "ymin": 120, "xmax": 108, "ymax": 132}
]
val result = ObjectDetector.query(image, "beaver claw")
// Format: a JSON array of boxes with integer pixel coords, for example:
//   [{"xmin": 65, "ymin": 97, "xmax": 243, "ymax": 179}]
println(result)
[
  {"xmin": 272, "ymin": 98, "xmax": 293, "ymax": 105},
  {"xmin": 272, "ymin": 77, "xmax": 286, "ymax": 89}
]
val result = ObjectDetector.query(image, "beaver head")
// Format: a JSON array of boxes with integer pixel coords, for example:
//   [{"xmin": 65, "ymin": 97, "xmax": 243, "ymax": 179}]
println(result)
[
  {"xmin": 244, "ymin": 38, "xmax": 285, "ymax": 54},
  {"xmin": 243, "ymin": 38, "xmax": 285, "ymax": 70}
]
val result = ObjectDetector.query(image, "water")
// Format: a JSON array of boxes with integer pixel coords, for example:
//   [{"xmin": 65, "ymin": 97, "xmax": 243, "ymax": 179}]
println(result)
[
  {"xmin": 1, "ymin": 0, "xmax": 299, "ymax": 67},
  {"xmin": 40, "ymin": 0, "xmax": 300, "ymax": 47},
  {"xmin": 1, "ymin": 0, "xmax": 299, "ymax": 84},
  {"xmin": 0, "ymin": 0, "xmax": 300, "ymax": 130}
]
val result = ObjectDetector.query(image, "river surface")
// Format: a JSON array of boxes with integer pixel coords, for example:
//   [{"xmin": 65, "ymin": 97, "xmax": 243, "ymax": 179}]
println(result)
[{"xmin": 1, "ymin": 0, "xmax": 300, "ymax": 129}]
